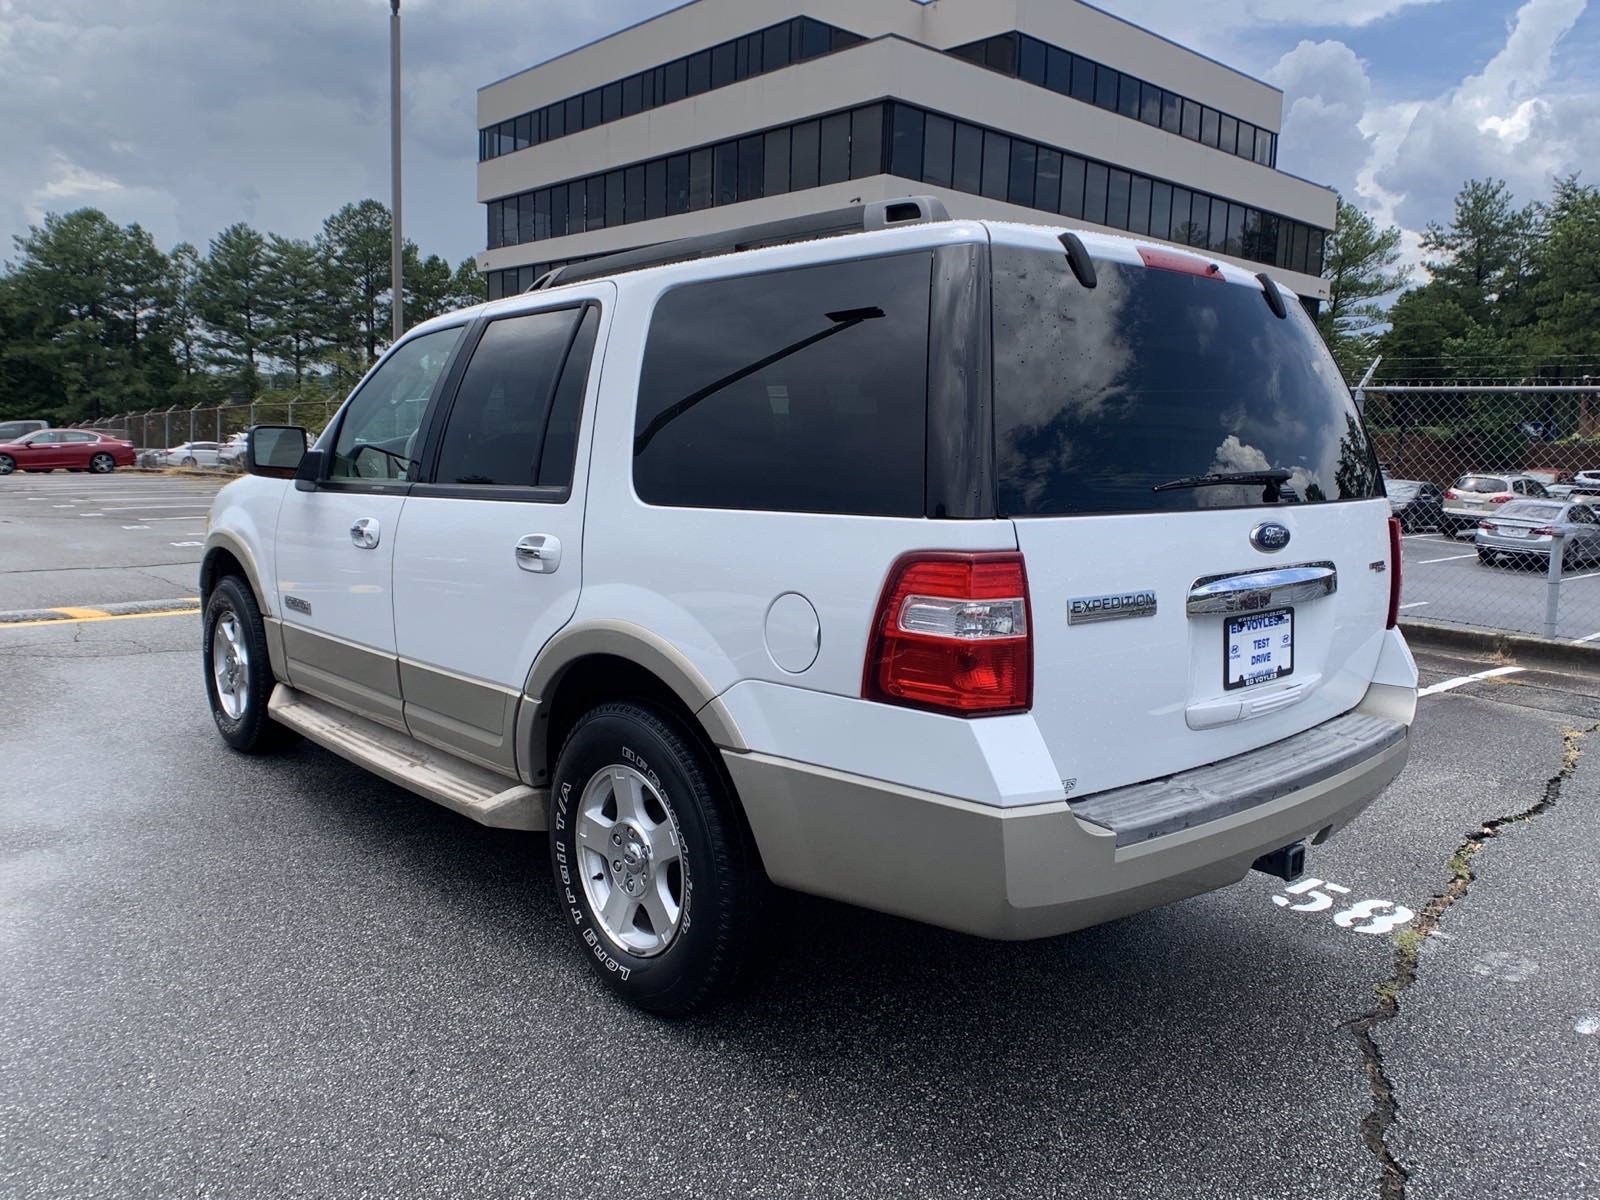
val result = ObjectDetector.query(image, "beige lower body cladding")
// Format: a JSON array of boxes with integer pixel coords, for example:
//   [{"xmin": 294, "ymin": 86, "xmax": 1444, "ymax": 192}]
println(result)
[{"xmin": 725, "ymin": 726, "xmax": 1408, "ymax": 941}]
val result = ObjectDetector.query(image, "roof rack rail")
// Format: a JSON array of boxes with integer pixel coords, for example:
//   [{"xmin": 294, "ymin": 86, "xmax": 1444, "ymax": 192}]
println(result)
[{"xmin": 526, "ymin": 195, "xmax": 950, "ymax": 291}]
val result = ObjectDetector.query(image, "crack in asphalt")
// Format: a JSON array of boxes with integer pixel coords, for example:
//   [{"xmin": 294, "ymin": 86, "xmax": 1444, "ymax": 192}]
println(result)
[{"xmin": 1347, "ymin": 721, "xmax": 1596, "ymax": 1200}]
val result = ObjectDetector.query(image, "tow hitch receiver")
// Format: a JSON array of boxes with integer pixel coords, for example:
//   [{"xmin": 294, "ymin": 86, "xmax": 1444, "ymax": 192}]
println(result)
[{"xmin": 1252, "ymin": 841, "xmax": 1307, "ymax": 881}]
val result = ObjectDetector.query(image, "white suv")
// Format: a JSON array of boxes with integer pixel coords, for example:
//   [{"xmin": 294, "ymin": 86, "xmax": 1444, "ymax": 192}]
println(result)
[{"xmin": 202, "ymin": 199, "xmax": 1417, "ymax": 1014}]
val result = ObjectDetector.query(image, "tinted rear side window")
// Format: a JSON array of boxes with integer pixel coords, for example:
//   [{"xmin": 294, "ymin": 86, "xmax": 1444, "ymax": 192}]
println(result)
[
  {"xmin": 434, "ymin": 308, "xmax": 582, "ymax": 486},
  {"xmin": 1457, "ymin": 475, "xmax": 1509, "ymax": 493},
  {"xmin": 633, "ymin": 253, "xmax": 931, "ymax": 516},
  {"xmin": 992, "ymin": 246, "xmax": 1380, "ymax": 516}
]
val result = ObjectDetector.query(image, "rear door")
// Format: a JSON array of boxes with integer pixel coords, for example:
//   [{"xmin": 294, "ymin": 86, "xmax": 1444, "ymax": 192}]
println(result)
[
  {"xmin": 391, "ymin": 290, "xmax": 610, "ymax": 775},
  {"xmin": 58, "ymin": 430, "xmax": 98, "ymax": 468},
  {"xmin": 988, "ymin": 229, "xmax": 1391, "ymax": 798}
]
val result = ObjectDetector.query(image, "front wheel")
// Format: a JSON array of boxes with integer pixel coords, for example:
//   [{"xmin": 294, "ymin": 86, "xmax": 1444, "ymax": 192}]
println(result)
[
  {"xmin": 550, "ymin": 702, "xmax": 765, "ymax": 1016},
  {"xmin": 89, "ymin": 452, "xmax": 115, "ymax": 474},
  {"xmin": 203, "ymin": 576, "xmax": 287, "ymax": 753}
]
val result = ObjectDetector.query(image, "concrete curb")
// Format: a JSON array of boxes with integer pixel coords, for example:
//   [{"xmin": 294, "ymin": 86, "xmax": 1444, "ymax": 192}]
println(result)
[
  {"xmin": 1401, "ymin": 617, "xmax": 1600, "ymax": 674},
  {"xmin": 0, "ymin": 597, "xmax": 201, "ymax": 626}
]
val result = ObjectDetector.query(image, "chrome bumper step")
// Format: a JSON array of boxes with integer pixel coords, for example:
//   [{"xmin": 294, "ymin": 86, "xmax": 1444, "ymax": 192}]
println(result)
[{"xmin": 1069, "ymin": 712, "xmax": 1407, "ymax": 847}]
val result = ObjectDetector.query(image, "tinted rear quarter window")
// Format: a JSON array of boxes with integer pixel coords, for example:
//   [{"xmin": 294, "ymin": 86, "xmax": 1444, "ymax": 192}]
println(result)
[
  {"xmin": 633, "ymin": 253, "xmax": 931, "ymax": 516},
  {"xmin": 991, "ymin": 245, "xmax": 1380, "ymax": 515}
]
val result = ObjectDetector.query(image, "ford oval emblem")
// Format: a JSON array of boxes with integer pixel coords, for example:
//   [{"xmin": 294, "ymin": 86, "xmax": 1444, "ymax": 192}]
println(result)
[{"xmin": 1251, "ymin": 522, "xmax": 1291, "ymax": 553}]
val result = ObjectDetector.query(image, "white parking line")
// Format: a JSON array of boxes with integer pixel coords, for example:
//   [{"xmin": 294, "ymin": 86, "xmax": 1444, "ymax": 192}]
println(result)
[
  {"xmin": 1397, "ymin": 601, "xmax": 1430, "ymax": 610},
  {"xmin": 1418, "ymin": 666, "xmax": 1525, "ymax": 698},
  {"xmin": 102, "ymin": 504, "xmax": 216, "ymax": 512},
  {"xmin": 111, "ymin": 515, "xmax": 214, "ymax": 522},
  {"xmin": 1414, "ymin": 553, "xmax": 1477, "ymax": 564},
  {"xmin": 1402, "ymin": 533, "xmax": 1444, "ymax": 541},
  {"xmin": 1577, "ymin": 631, "xmax": 1600, "ymax": 644},
  {"xmin": 1563, "ymin": 570, "xmax": 1600, "ymax": 583}
]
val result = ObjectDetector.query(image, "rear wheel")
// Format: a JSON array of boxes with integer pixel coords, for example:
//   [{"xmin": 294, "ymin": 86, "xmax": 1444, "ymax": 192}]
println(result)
[
  {"xmin": 89, "ymin": 452, "xmax": 115, "ymax": 474},
  {"xmin": 203, "ymin": 576, "xmax": 287, "ymax": 753},
  {"xmin": 1478, "ymin": 549, "xmax": 1494, "ymax": 565},
  {"xmin": 549, "ymin": 701, "xmax": 765, "ymax": 1016},
  {"xmin": 181, "ymin": 455, "xmax": 197, "ymax": 467},
  {"xmin": 0, "ymin": 454, "xmax": 11, "ymax": 475}
]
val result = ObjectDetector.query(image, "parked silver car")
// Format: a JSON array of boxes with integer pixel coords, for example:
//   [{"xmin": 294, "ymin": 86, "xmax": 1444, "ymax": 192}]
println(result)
[{"xmin": 1475, "ymin": 499, "xmax": 1600, "ymax": 570}]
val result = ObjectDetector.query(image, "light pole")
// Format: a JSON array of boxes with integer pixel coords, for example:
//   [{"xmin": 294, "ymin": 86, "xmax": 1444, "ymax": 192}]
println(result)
[{"xmin": 389, "ymin": 0, "xmax": 404, "ymax": 340}]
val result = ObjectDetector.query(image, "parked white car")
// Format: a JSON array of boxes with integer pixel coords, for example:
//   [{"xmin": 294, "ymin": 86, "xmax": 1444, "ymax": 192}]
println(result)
[
  {"xmin": 217, "ymin": 433, "xmax": 249, "ymax": 466},
  {"xmin": 1440, "ymin": 472, "xmax": 1550, "ymax": 535},
  {"xmin": 200, "ymin": 200, "xmax": 1417, "ymax": 1014},
  {"xmin": 159, "ymin": 440, "xmax": 222, "ymax": 467}
]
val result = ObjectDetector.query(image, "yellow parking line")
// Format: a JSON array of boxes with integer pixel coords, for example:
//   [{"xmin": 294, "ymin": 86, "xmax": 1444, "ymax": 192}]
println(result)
[
  {"xmin": 0, "ymin": 606, "xmax": 200, "ymax": 630},
  {"xmin": 52, "ymin": 606, "xmax": 111, "ymax": 619}
]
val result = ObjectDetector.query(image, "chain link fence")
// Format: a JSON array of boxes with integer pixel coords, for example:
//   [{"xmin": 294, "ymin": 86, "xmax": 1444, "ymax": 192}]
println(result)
[
  {"xmin": 1355, "ymin": 364, "xmax": 1600, "ymax": 643},
  {"xmin": 68, "ymin": 365, "xmax": 1600, "ymax": 645},
  {"xmin": 78, "ymin": 398, "xmax": 337, "ymax": 471}
]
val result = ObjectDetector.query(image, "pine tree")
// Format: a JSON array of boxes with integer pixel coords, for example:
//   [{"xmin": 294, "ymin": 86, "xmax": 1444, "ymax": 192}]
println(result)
[
  {"xmin": 321, "ymin": 200, "xmax": 393, "ymax": 365},
  {"xmin": 261, "ymin": 234, "xmax": 328, "ymax": 386},
  {"xmin": 1317, "ymin": 196, "xmax": 1409, "ymax": 377},
  {"xmin": 195, "ymin": 223, "xmax": 270, "ymax": 397}
]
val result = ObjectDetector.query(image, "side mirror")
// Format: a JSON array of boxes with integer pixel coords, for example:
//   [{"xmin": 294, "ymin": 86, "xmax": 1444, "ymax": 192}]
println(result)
[
  {"xmin": 248, "ymin": 426, "xmax": 308, "ymax": 479},
  {"xmin": 293, "ymin": 448, "xmax": 327, "ymax": 492}
]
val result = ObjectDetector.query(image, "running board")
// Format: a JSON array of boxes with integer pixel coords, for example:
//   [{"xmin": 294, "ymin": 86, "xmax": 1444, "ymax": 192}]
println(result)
[{"xmin": 267, "ymin": 685, "xmax": 545, "ymax": 831}]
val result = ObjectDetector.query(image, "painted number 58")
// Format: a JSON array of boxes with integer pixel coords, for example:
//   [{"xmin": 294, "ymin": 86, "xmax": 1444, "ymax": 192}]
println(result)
[{"xmin": 1272, "ymin": 878, "xmax": 1414, "ymax": 935}]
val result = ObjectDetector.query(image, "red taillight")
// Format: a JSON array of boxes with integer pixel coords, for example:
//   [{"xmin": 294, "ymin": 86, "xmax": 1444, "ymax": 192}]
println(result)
[
  {"xmin": 863, "ymin": 552, "xmax": 1032, "ymax": 715},
  {"xmin": 1444, "ymin": 488, "xmax": 1458, "ymax": 500},
  {"xmin": 1532, "ymin": 526, "xmax": 1558, "ymax": 537},
  {"xmin": 1386, "ymin": 517, "xmax": 1402, "ymax": 629},
  {"xmin": 1491, "ymin": 494, "xmax": 1513, "ymax": 504},
  {"xmin": 1479, "ymin": 521, "xmax": 1497, "ymax": 532}
]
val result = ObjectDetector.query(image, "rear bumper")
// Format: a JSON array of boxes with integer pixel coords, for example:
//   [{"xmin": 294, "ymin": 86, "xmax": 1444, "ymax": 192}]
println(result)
[
  {"xmin": 726, "ymin": 692, "xmax": 1412, "ymax": 941},
  {"xmin": 1475, "ymin": 534, "xmax": 1554, "ymax": 556}
]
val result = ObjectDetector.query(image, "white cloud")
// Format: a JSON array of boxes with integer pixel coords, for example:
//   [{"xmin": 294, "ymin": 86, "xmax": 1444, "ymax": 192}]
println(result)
[{"xmin": 1262, "ymin": 0, "xmax": 1598, "ymax": 270}]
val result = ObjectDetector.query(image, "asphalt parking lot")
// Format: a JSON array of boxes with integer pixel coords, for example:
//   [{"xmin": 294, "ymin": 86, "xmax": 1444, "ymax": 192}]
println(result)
[
  {"xmin": 3, "ymin": 471, "xmax": 1598, "ymax": 1199},
  {"xmin": 1398, "ymin": 528, "xmax": 1600, "ymax": 643}
]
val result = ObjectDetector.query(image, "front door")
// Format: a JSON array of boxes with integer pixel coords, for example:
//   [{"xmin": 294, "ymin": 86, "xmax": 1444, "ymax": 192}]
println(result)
[
  {"xmin": 392, "ymin": 291, "xmax": 610, "ymax": 774},
  {"xmin": 18, "ymin": 431, "xmax": 66, "ymax": 469},
  {"xmin": 273, "ymin": 324, "xmax": 467, "ymax": 730}
]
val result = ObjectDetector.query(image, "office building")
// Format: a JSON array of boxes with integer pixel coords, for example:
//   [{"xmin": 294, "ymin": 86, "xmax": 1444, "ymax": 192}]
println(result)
[{"xmin": 476, "ymin": 0, "xmax": 1334, "ymax": 305}]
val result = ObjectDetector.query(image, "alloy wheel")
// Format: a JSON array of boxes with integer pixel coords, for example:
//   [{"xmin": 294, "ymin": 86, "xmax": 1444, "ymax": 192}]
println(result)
[
  {"xmin": 211, "ymin": 612, "xmax": 250, "ymax": 720},
  {"xmin": 575, "ymin": 764, "xmax": 685, "ymax": 957}
]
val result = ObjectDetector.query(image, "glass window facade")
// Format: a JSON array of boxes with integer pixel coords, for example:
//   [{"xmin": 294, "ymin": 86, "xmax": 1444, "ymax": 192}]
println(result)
[
  {"xmin": 479, "ymin": 17, "xmax": 864, "ymax": 162},
  {"xmin": 483, "ymin": 102, "xmax": 1328, "ymax": 295},
  {"xmin": 949, "ymin": 32, "xmax": 1277, "ymax": 169}
]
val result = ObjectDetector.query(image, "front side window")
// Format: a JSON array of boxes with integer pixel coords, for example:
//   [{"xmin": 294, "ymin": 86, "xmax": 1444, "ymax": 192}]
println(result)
[
  {"xmin": 331, "ymin": 326, "xmax": 463, "ymax": 481},
  {"xmin": 634, "ymin": 252, "xmax": 932, "ymax": 516},
  {"xmin": 432, "ymin": 307, "xmax": 589, "ymax": 489},
  {"xmin": 991, "ymin": 245, "xmax": 1380, "ymax": 516}
]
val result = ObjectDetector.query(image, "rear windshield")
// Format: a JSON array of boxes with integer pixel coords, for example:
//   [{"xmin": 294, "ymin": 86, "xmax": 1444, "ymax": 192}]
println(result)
[
  {"xmin": 1500, "ymin": 501, "xmax": 1563, "ymax": 520},
  {"xmin": 1456, "ymin": 476, "xmax": 1509, "ymax": 493},
  {"xmin": 991, "ymin": 246, "xmax": 1381, "ymax": 516}
]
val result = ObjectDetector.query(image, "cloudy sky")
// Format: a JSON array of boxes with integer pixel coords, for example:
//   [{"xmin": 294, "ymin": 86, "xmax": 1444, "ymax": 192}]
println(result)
[{"xmin": 1, "ymin": 0, "xmax": 1595, "ymax": 272}]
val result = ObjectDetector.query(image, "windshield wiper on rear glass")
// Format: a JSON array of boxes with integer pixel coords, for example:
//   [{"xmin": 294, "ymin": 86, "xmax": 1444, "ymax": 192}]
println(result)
[{"xmin": 1152, "ymin": 469, "xmax": 1294, "ymax": 500}]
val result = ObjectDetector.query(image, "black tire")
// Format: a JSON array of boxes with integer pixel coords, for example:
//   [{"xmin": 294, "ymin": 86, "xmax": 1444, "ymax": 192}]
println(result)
[
  {"xmin": 1562, "ymin": 545, "xmax": 1576, "ymax": 573},
  {"xmin": 89, "ymin": 453, "xmax": 115, "ymax": 474},
  {"xmin": 1477, "ymin": 549, "xmax": 1495, "ymax": 566},
  {"xmin": 0, "ymin": 454, "xmax": 12, "ymax": 475},
  {"xmin": 202, "ymin": 576, "xmax": 287, "ymax": 753},
  {"xmin": 181, "ymin": 455, "xmax": 197, "ymax": 467},
  {"xmin": 549, "ymin": 701, "xmax": 764, "ymax": 1016}
]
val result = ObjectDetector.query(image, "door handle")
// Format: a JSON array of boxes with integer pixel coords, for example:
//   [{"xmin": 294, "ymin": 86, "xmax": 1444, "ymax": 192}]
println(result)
[
  {"xmin": 350, "ymin": 517, "xmax": 381, "ymax": 549},
  {"xmin": 514, "ymin": 534, "xmax": 561, "ymax": 573}
]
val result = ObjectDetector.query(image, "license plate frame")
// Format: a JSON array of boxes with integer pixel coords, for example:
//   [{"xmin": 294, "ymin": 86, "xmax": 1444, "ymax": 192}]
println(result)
[{"xmin": 1224, "ymin": 607, "xmax": 1294, "ymax": 691}]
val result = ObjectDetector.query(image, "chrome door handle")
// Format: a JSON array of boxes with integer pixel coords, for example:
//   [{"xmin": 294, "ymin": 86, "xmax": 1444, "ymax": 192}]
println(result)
[
  {"xmin": 1186, "ymin": 562, "xmax": 1336, "ymax": 615},
  {"xmin": 350, "ymin": 517, "xmax": 381, "ymax": 549},
  {"xmin": 515, "ymin": 534, "xmax": 561, "ymax": 573}
]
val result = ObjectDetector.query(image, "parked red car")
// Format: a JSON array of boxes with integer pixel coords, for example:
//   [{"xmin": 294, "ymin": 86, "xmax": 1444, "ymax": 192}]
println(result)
[{"xmin": 0, "ymin": 429, "xmax": 137, "ymax": 475}]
